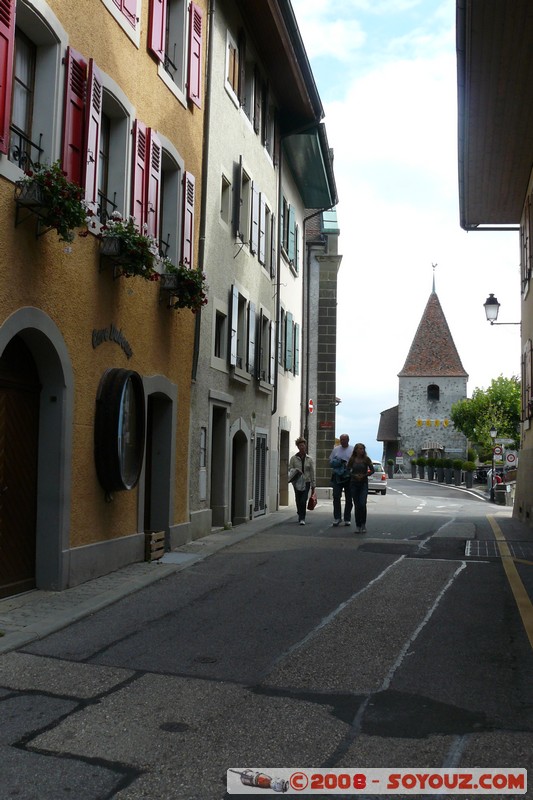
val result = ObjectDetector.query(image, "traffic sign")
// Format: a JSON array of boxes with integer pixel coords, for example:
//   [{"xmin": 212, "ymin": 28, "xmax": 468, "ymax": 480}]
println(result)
[
  {"xmin": 308, "ymin": 399, "xmax": 314, "ymax": 414},
  {"xmin": 506, "ymin": 452, "xmax": 517, "ymax": 465},
  {"xmin": 493, "ymin": 445, "xmax": 503, "ymax": 455}
]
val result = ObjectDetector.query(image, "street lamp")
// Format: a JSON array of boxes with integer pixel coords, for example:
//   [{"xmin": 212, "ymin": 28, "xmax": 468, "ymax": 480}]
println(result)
[
  {"xmin": 483, "ymin": 294, "xmax": 520, "ymax": 326},
  {"xmin": 490, "ymin": 425, "xmax": 497, "ymax": 502}
]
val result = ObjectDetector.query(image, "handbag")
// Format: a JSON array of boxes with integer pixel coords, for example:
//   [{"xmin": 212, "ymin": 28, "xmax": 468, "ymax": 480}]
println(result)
[{"xmin": 307, "ymin": 490, "xmax": 317, "ymax": 510}]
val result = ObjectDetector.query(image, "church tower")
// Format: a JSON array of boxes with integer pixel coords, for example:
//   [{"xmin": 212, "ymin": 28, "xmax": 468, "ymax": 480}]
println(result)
[{"xmin": 378, "ymin": 289, "xmax": 468, "ymax": 464}]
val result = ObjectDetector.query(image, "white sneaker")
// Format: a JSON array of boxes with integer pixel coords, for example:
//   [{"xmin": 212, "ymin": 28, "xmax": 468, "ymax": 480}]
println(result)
[
  {"xmin": 299, "ymin": 520, "xmax": 305, "ymax": 526},
  {"xmin": 332, "ymin": 519, "xmax": 341, "ymax": 527},
  {"xmin": 361, "ymin": 525, "xmax": 366, "ymax": 533}
]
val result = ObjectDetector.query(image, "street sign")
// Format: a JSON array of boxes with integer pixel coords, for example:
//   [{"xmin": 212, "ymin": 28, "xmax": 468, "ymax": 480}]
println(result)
[
  {"xmin": 493, "ymin": 446, "xmax": 503, "ymax": 456},
  {"xmin": 506, "ymin": 451, "xmax": 517, "ymax": 465},
  {"xmin": 308, "ymin": 399, "xmax": 314, "ymax": 414},
  {"xmin": 496, "ymin": 438, "xmax": 514, "ymax": 445}
]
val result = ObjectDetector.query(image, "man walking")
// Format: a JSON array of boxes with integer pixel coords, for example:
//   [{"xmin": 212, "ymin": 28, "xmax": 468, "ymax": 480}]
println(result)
[{"xmin": 329, "ymin": 434, "xmax": 353, "ymax": 526}]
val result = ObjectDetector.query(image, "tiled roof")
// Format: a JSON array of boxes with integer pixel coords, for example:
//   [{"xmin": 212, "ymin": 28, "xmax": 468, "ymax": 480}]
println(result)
[
  {"xmin": 377, "ymin": 405, "xmax": 399, "ymax": 441},
  {"xmin": 398, "ymin": 292, "xmax": 468, "ymax": 378}
]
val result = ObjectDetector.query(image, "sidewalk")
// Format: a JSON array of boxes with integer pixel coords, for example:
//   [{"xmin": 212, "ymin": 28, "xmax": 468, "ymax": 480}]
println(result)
[{"xmin": 0, "ymin": 508, "xmax": 296, "ymax": 656}]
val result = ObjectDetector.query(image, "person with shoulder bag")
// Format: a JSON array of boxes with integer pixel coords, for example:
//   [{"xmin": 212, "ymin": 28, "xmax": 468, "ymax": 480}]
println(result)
[
  {"xmin": 288, "ymin": 437, "xmax": 315, "ymax": 525},
  {"xmin": 347, "ymin": 442, "xmax": 374, "ymax": 533}
]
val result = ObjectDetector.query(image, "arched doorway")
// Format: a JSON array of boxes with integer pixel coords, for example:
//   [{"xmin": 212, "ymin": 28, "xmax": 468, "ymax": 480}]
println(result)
[{"xmin": 0, "ymin": 336, "xmax": 41, "ymax": 598}]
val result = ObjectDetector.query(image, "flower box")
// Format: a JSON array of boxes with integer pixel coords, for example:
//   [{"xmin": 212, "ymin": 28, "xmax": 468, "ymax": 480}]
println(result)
[
  {"xmin": 160, "ymin": 273, "xmax": 180, "ymax": 291},
  {"xmin": 99, "ymin": 236, "xmax": 124, "ymax": 257},
  {"xmin": 14, "ymin": 181, "xmax": 45, "ymax": 208}
]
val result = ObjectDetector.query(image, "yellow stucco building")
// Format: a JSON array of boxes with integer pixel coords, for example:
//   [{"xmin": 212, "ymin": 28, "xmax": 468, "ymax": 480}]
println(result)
[{"xmin": 0, "ymin": 0, "xmax": 206, "ymax": 595}]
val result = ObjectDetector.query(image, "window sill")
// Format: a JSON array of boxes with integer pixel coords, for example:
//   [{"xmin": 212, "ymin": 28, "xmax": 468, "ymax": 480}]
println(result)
[
  {"xmin": 231, "ymin": 366, "xmax": 251, "ymax": 386},
  {"xmin": 257, "ymin": 380, "xmax": 273, "ymax": 395}
]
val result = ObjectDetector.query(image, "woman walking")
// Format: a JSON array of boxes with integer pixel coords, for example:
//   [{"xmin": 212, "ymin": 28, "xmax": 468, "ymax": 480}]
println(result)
[
  {"xmin": 288, "ymin": 437, "xmax": 315, "ymax": 525},
  {"xmin": 347, "ymin": 443, "xmax": 374, "ymax": 533}
]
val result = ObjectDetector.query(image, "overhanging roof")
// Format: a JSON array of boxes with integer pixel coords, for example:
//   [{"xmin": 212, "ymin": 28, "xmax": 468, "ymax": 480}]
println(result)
[
  {"xmin": 457, "ymin": 0, "xmax": 533, "ymax": 229},
  {"xmin": 234, "ymin": 0, "xmax": 324, "ymax": 132},
  {"xmin": 283, "ymin": 123, "xmax": 338, "ymax": 209}
]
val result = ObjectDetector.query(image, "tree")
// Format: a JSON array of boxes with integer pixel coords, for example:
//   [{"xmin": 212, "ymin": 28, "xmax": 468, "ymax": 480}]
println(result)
[{"xmin": 450, "ymin": 375, "xmax": 521, "ymax": 458}]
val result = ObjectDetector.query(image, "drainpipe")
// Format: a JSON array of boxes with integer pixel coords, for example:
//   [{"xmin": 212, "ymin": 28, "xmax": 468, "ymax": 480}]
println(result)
[{"xmin": 192, "ymin": 0, "xmax": 215, "ymax": 381}]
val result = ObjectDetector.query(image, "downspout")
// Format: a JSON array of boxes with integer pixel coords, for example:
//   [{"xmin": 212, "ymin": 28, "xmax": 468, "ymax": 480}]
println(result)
[{"xmin": 192, "ymin": 0, "xmax": 215, "ymax": 380}]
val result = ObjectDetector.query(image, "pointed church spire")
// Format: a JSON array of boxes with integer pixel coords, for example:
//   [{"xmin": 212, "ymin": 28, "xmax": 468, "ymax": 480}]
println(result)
[
  {"xmin": 432, "ymin": 262, "xmax": 437, "ymax": 293},
  {"xmin": 398, "ymin": 291, "xmax": 468, "ymax": 378}
]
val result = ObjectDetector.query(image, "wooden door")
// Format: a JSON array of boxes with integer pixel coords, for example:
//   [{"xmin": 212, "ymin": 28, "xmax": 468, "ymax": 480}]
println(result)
[{"xmin": 0, "ymin": 337, "xmax": 40, "ymax": 598}]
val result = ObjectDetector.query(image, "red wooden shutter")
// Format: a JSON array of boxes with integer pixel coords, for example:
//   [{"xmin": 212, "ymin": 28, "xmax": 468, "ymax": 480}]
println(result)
[
  {"xmin": 131, "ymin": 119, "xmax": 147, "ymax": 228},
  {"xmin": 148, "ymin": 0, "xmax": 166, "ymax": 63},
  {"xmin": 84, "ymin": 59, "xmax": 102, "ymax": 213},
  {"xmin": 146, "ymin": 128, "xmax": 161, "ymax": 240},
  {"xmin": 181, "ymin": 171, "xmax": 195, "ymax": 267},
  {"xmin": 187, "ymin": 2, "xmax": 203, "ymax": 108},
  {"xmin": 0, "ymin": 0, "xmax": 16, "ymax": 155},
  {"xmin": 62, "ymin": 47, "xmax": 87, "ymax": 185}
]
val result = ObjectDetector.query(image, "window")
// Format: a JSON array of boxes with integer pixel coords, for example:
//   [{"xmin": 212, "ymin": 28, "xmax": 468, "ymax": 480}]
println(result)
[
  {"xmin": 232, "ymin": 157, "xmax": 251, "ymax": 244},
  {"xmin": 112, "ymin": 0, "xmax": 138, "ymax": 28},
  {"xmin": 230, "ymin": 285, "xmax": 253, "ymax": 375},
  {"xmin": 278, "ymin": 308, "xmax": 285, "ymax": 366},
  {"xmin": 1, "ymin": 3, "xmax": 61, "ymax": 170},
  {"xmin": 226, "ymin": 31, "xmax": 239, "ymax": 97},
  {"xmin": 158, "ymin": 147, "xmax": 182, "ymax": 265},
  {"xmin": 9, "ymin": 30, "xmax": 36, "ymax": 166},
  {"xmin": 257, "ymin": 310, "xmax": 275, "ymax": 383},
  {"xmin": 149, "ymin": 0, "xmax": 203, "ymax": 107},
  {"xmin": 220, "ymin": 174, "xmax": 231, "ymax": 224},
  {"xmin": 97, "ymin": 88, "xmax": 130, "ymax": 223},
  {"xmin": 427, "ymin": 384, "xmax": 440, "ymax": 402},
  {"xmin": 280, "ymin": 196, "xmax": 297, "ymax": 271},
  {"xmin": 214, "ymin": 310, "xmax": 226, "ymax": 359}
]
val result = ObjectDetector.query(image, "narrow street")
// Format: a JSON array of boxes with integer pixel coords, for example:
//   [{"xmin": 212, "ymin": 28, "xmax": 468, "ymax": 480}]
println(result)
[{"xmin": 1, "ymin": 480, "xmax": 532, "ymax": 799}]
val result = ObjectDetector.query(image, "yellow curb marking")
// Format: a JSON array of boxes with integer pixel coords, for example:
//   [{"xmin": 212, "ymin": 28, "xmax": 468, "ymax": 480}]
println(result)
[{"xmin": 488, "ymin": 516, "xmax": 533, "ymax": 651}]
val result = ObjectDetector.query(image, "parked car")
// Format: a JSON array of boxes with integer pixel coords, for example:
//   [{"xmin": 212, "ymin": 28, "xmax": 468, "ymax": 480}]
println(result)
[{"xmin": 368, "ymin": 462, "xmax": 387, "ymax": 495}]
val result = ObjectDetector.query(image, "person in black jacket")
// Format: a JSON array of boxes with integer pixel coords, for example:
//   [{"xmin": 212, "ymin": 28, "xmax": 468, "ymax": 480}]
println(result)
[{"xmin": 347, "ymin": 443, "xmax": 374, "ymax": 533}]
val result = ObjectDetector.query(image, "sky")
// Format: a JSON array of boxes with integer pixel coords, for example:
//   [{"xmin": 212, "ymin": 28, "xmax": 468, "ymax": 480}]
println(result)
[{"xmin": 290, "ymin": 0, "xmax": 522, "ymax": 462}]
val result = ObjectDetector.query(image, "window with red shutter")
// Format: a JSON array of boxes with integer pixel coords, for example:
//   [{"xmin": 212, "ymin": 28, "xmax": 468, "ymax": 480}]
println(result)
[
  {"xmin": 61, "ymin": 47, "xmax": 88, "ymax": 186},
  {"xmin": 131, "ymin": 119, "xmax": 147, "ymax": 228},
  {"xmin": 148, "ymin": 0, "xmax": 166, "ymax": 63},
  {"xmin": 181, "ymin": 171, "xmax": 195, "ymax": 267},
  {"xmin": 146, "ymin": 128, "xmax": 161, "ymax": 240},
  {"xmin": 187, "ymin": 2, "xmax": 202, "ymax": 108},
  {"xmin": 84, "ymin": 60, "xmax": 102, "ymax": 214},
  {"xmin": 0, "ymin": 0, "xmax": 16, "ymax": 155},
  {"xmin": 113, "ymin": 0, "xmax": 137, "ymax": 28}
]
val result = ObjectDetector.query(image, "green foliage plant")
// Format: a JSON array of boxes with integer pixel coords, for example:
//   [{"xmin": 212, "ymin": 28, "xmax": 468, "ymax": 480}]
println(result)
[
  {"xmin": 463, "ymin": 461, "xmax": 476, "ymax": 472},
  {"xmin": 98, "ymin": 212, "xmax": 159, "ymax": 280},
  {"xmin": 17, "ymin": 160, "xmax": 88, "ymax": 243},
  {"xmin": 452, "ymin": 459, "xmax": 464, "ymax": 471},
  {"xmin": 162, "ymin": 261, "xmax": 209, "ymax": 313},
  {"xmin": 450, "ymin": 375, "xmax": 521, "ymax": 450}
]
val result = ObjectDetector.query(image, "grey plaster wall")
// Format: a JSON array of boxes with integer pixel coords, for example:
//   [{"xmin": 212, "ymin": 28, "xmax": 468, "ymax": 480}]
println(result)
[{"xmin": 398, "ymin": 376, "xmax": 468, "ymax": 459}]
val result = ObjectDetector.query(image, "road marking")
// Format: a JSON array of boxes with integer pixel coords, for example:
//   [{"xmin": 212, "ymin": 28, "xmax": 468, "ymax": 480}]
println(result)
[{"xmin": 488, "ymin": 516, "xmax": 533, "ymax": 651}]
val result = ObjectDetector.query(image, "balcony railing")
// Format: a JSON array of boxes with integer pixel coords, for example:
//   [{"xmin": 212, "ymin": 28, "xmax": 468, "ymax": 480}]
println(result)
[{"xmin": 8, "ymin": 126, "xmax": 44, "ymax": 171}]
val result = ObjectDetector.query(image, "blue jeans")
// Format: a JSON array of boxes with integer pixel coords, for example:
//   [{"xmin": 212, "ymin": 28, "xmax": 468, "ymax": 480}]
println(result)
[
  {"xmin": 350, "ymin": 480, "xmax": 369, "ymax": 527},
  {"xmin": 332, "ymin": 479, "xmax": 352, "ymax": 521}
]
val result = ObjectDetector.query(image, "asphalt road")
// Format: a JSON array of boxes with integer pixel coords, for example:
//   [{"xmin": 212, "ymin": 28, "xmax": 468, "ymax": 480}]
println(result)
[{"xmin": 0, "ymin": 479, "xmax": 532, "ymax": 799}]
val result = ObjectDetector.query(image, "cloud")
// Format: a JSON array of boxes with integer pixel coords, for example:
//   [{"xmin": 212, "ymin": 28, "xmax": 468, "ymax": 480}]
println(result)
[{"xmin": 293, "ymin": 1, "xmax": 521, "ymax": 458}]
